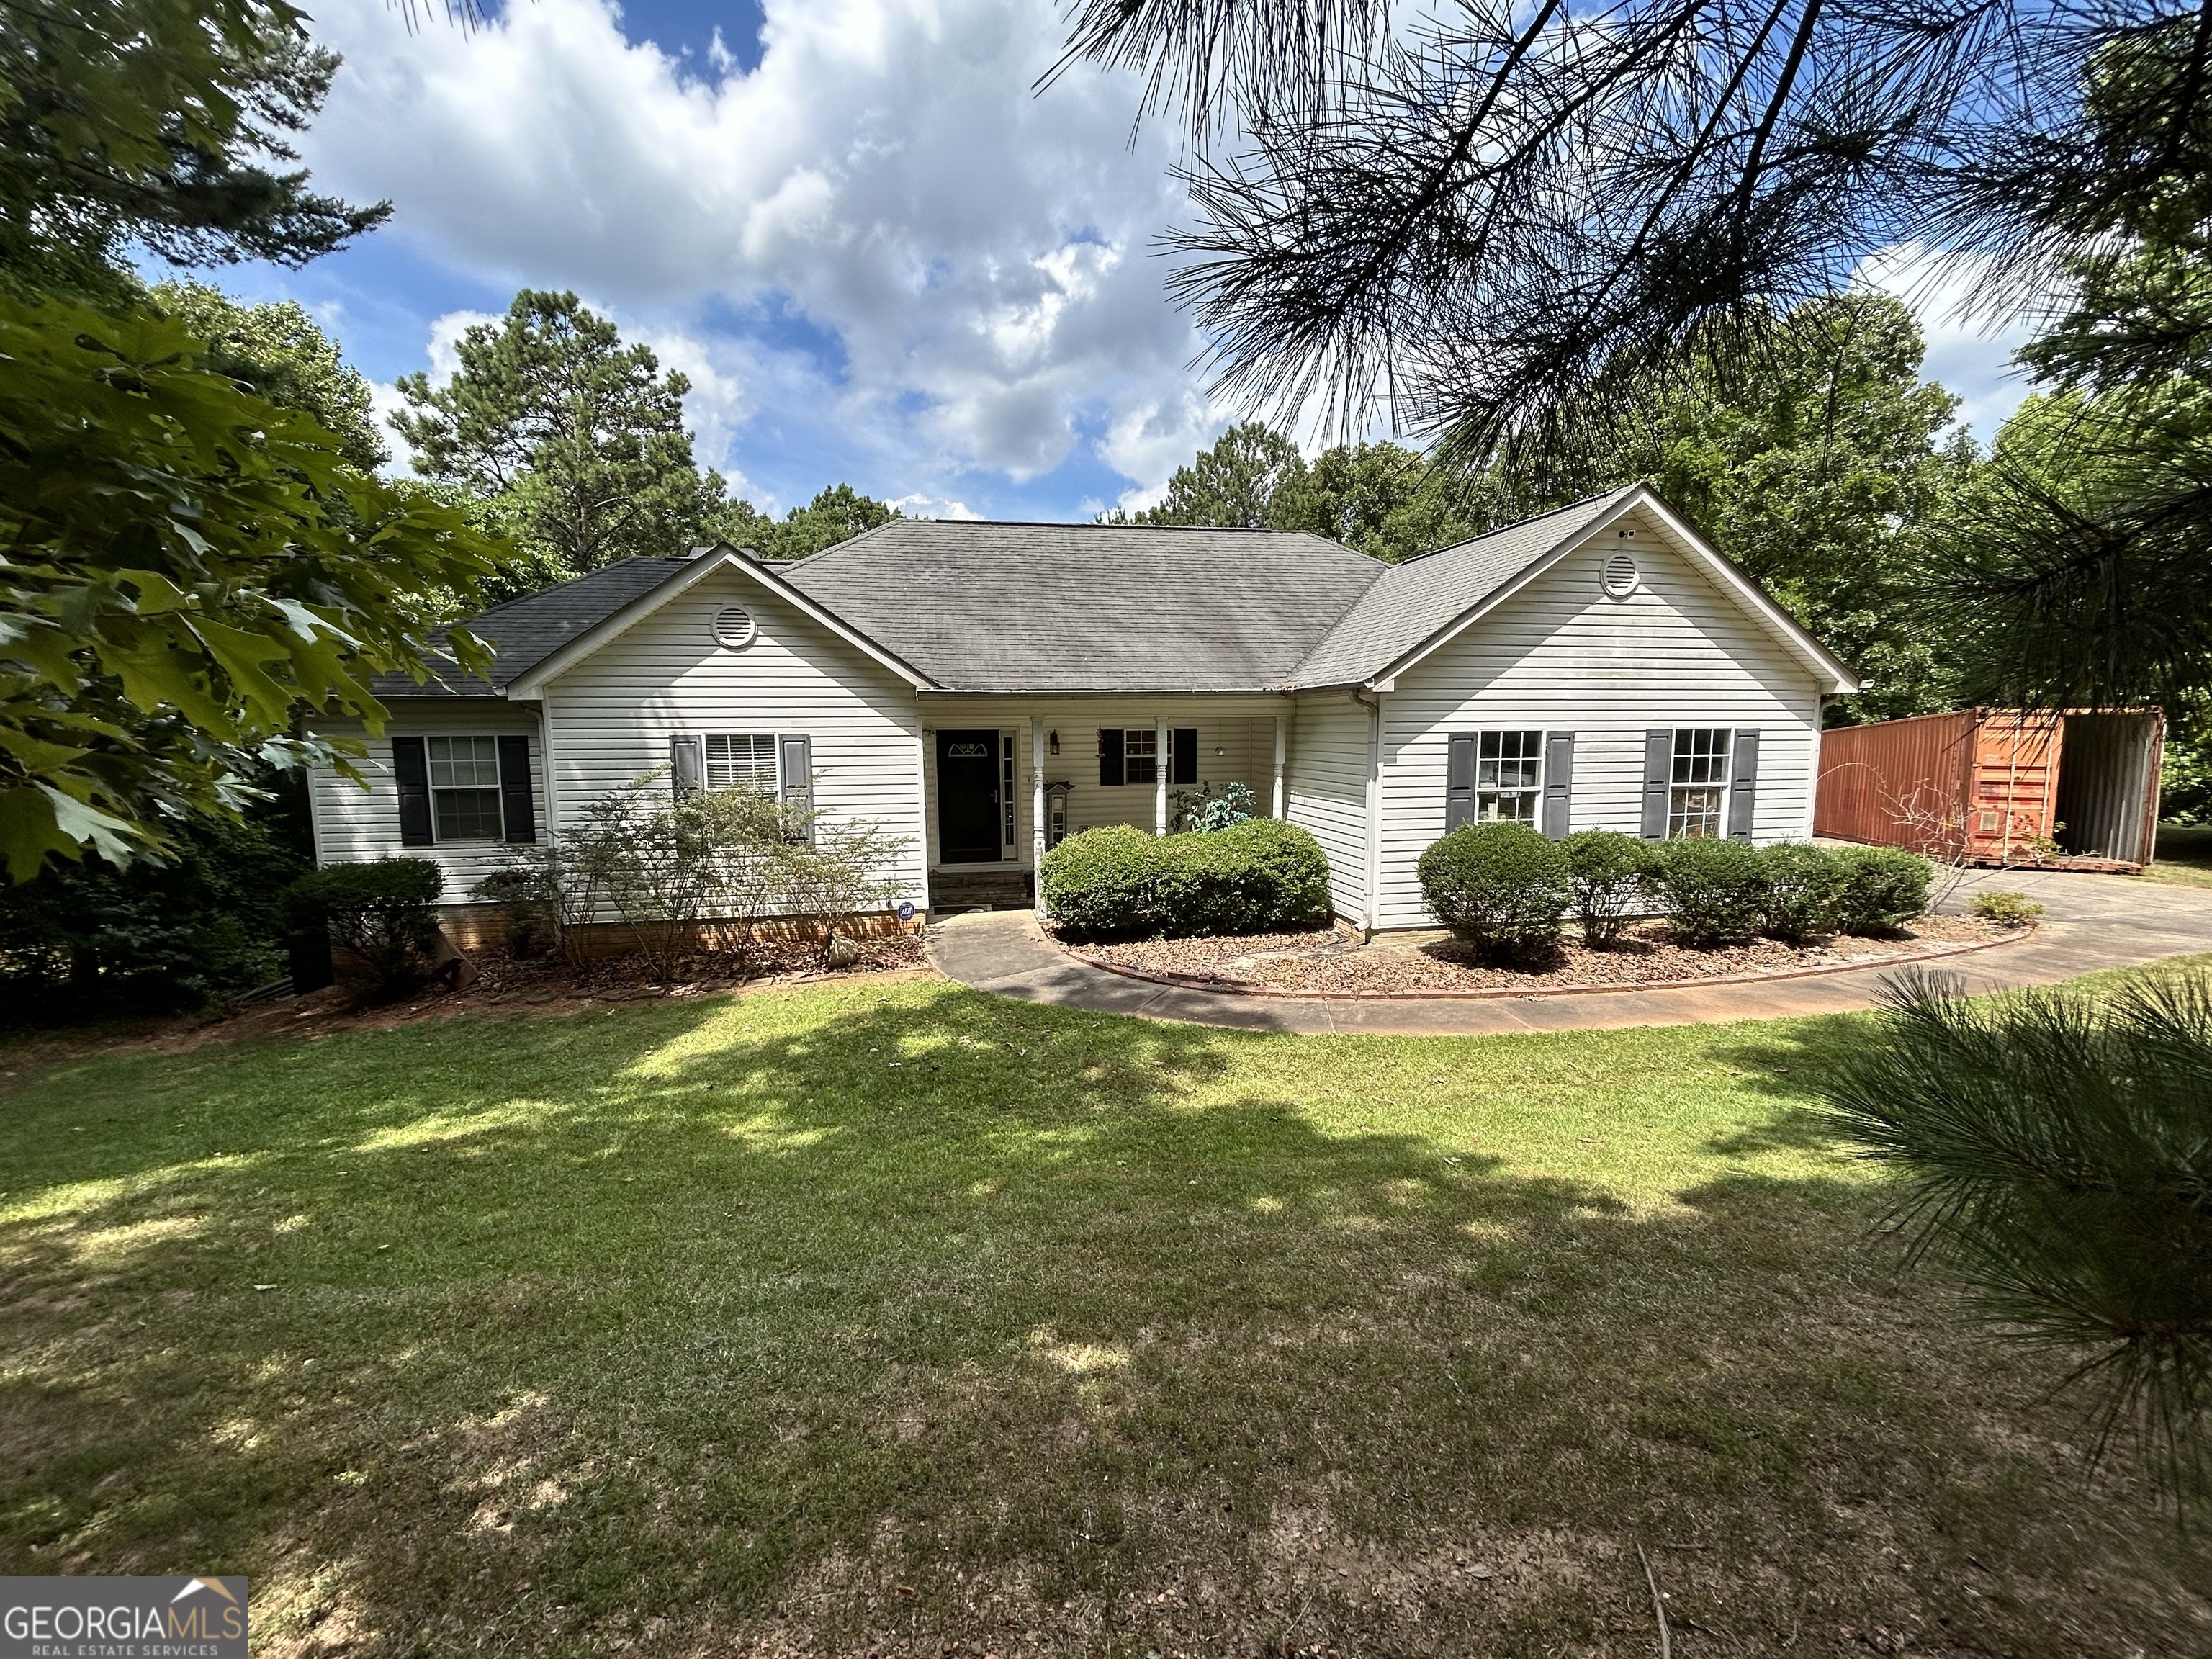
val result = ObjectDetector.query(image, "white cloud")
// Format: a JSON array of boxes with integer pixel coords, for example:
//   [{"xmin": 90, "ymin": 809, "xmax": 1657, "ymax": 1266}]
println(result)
[
  {"xmin": 298, "ymin": 0, "xmax": 1205, "ymax": 496},
  {"xmin": 1856, "ymin": 244, "xmax": 2040, "ymax": 441},
  {"xmin": 367, "ymin": 378, "xmax": 414, "ymax": 474},
  {"xmin": 889, "ymin": 491, "xmax": 981, "ymax": 520}
]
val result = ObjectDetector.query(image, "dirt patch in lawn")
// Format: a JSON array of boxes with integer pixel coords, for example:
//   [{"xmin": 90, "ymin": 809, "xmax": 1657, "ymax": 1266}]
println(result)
[{"xmin": 1058, "ymin": 914, "xmax": 2023, "ymax": 996}]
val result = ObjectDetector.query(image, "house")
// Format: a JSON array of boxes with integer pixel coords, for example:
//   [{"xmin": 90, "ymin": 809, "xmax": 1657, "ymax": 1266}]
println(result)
[{"xmin": 307, "ymin": 482, "xmax": 1859, "ymax": 934}]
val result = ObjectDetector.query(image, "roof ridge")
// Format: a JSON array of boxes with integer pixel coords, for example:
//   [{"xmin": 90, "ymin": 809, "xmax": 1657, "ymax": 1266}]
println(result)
[
  {"xmin": 467, "ymin": 555, "xmax": 687, "ymax": 618},
  {"xmin": 1398, "ymin": 482, "xmax": 1642, "ymax": 565}
]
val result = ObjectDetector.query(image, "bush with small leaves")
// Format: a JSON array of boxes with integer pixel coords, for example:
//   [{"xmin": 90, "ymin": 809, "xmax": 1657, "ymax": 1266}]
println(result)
[
  {"xmin": 1560, "ymin": 830, "xmax": 1658, "ymax": 948},
  {"xmin": 1831, "ymin": 845, "xmax": 1935, "ymax": 934},
  {"xmin": 288, "ymin": 858, "xmax": 444, "ymax": 993},
  {"xmin": 1760, "ymin": 842, "xmax": 1846, "ymax": 944},
  {"xmin": 1417, "ymin": 822, "xmax": 1570, "ymax": 962},
  {"xmin": 1971, "ymin": 889, "xmax": 2046, "ymax": 927},
  {"xmin": 1043, "ymin": 819, "xmax": 1331, "ymax": 940},
  {"xmin": 1652, "ymin": 836, "xmax": 1768, "ymax": 948}
]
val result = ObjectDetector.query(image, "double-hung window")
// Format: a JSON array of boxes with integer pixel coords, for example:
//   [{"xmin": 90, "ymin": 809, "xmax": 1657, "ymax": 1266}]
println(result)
[
  {"xmin": 705, "ymin": 733, "xmax": 778, "ymax": 792},
  {"xmin": 427, "ymin": 736, "xmax": 503, "ymax": 841},
  {"xmin": 1120, "ymin": 728, "xmax": 1158, "ymax": 786},
  {"xmin": 1668, "ymin": 728, "xmax": 1732, "ymax": 837},
  {"xmin": 1475, "ymin": 730, "xmax": 1544, "ymax": 823}
]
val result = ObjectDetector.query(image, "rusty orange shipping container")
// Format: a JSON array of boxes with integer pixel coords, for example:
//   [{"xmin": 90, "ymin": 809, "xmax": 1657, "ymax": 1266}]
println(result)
[{"xmin": 1815, "ymin": 709, "xmax": 2164, "ymax": 868}]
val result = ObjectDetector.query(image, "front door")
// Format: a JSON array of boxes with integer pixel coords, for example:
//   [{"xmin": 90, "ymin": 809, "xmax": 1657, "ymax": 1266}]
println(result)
[{"xmin": 936, "ymin": 729, "xmax": 1002, "ymax": 863}]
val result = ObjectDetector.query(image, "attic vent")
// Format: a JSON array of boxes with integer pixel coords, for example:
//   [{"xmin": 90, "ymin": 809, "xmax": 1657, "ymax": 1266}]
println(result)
[
  {"xmin": 1601, "ymin": 552, "xmax": 1639, "ymax": 598},
  {"xmin": 713, "ymin": 606, "xmax": 757, "ymax": 651}
]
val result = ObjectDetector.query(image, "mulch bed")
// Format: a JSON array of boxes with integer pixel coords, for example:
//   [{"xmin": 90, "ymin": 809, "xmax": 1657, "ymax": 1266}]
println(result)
[{"xmin": 1056, "ymin": 914, "xmax": 2023, "ymax": 996}]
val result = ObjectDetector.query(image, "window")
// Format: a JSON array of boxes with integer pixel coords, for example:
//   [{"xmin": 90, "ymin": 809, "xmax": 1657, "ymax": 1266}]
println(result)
[
  {"xmin": 1122, "ymin": 728, "xmax": 1158, "ymax": 786},
  {"xmin": 705, "ymin": 733, "xmax": 778, "ymax": 792},
  {"xmin": 1668, "ymin": 728, "xmax": 1732, "ymax": 837},
  {"xmin": 1476, "ymin": 730, "xmax": 1544, "ymax": 823},
  {"xmin": 427, "ymin": 736, "xmax": 503, "ymax": 841}
]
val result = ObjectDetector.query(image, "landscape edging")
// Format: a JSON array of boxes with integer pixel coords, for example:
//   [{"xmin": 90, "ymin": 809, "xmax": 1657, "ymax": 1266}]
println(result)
[{"xmin": 1049, "ymin": 925, "xmax": 2037, "ymax": 1002}]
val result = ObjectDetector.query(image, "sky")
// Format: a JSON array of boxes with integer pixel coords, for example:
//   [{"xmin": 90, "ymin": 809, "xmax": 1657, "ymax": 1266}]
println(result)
[{"xmin": 205, "ymin": 0, "xmax": 2040, "ymax": 522}]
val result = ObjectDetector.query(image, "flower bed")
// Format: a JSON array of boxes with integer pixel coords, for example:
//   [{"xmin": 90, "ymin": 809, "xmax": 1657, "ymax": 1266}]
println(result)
[{"xmin": 1056, "ymin": 914, "xmax": 2023, "ymax": 997}]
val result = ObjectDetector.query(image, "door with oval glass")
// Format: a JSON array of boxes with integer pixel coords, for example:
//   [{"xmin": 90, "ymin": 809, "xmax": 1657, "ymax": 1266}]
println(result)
[{"xmin": 935, "ymin": 729, "xmax": 1002, "ymax": 863}]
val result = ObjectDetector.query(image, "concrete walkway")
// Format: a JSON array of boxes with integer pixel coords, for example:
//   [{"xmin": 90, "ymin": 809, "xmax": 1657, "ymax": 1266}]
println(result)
[{"xmin": 922, "ymin": 868, "xmax": 2212, "ymax": 1036}]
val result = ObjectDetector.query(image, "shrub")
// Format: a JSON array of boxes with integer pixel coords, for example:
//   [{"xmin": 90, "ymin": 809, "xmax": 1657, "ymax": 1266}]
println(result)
[
  {"xmin": 1759, "ymin": 842, "xmax": 1845, "ymax": 944},
  {"xmin": 1560, "ymin": 830, "xmax": 1658, "ymax": 948},
  {"xmin": 1815, "ymin": 970, "xmax": 2212, "ymax": 1506},
  {"xmin": 288, "ymin": 858, "xmax": 444, "ymax": 993},
  {"xmin": 474, "ymin": 867, "xmax": 559, "ymax": 957},
  {"xmin": 1171, "ymin": 780, "xmax": 1256, "ymax": 832},
  {"xmin": 1651, "ymin": 836, "xmax": 1768, "ymax": 947},
  {"xmin": 1416, "ymin": 822, "xmax": 1570, "ymax": 962},
  {"xmin": 1830, "ymin": 845, "xmax": 1935, "ymax": 933},
  {"xmin": 1042, "ymin": 819, "xmax": 1331, "ymax": 940},
  {"xmin": 1971, "ymin": 889, "xmax": 2045, "ymax": 927}
]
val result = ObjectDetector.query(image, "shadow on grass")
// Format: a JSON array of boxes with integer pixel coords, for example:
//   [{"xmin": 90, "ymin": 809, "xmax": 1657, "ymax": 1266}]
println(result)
[{"xmin": 0, "ymin": 985, "xmax": 2199, "ymax": 1655}]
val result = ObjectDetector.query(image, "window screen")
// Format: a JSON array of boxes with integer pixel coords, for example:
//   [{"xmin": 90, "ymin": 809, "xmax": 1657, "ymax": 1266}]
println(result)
[
  {"xmin": 704, "ymin": 733, "xmax": 778, "ymax": 792},
  {"xmin": 1122, "ymin": 729, "xmax": 1159, "ymax": 786},
  {"xmin": 1668, "ymin": 728, "xmax": 1731, "ymax": 838},
  {"xmin": 426, "ymin": 735, "xmax": 503, "ymax": 841},
  {"xmin": 1476, "ymin": 730, "xmax": 1544, "ymax": 823}
]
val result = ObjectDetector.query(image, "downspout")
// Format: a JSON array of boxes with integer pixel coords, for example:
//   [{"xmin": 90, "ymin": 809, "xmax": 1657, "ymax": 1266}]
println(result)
[{"xmin": 1353, "ymin": 687, "xmax": 1384, "ymax": 940}]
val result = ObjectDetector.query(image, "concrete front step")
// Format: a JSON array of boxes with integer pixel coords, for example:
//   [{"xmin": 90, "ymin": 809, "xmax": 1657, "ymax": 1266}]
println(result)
[{"xmin": 930, "ymin": 868, "xmax": 1034, "ymax": 916}]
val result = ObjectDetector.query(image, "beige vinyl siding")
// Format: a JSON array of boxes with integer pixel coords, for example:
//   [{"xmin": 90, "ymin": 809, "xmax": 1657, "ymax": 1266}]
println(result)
[
  {"xmin": 306, "ymin": 701, "xmax": 546, "ymax": 899},
  {"xmin": 916, "ymin": 696, "xmax": 1289, "ymax": 864},
  {"xmin": 1373, "ymin": 516, "xmax": 1825, "ymax": 930},
  {"xmin": 542, "ymin": 568, "xmax": 929, "ymax": 910},
  {"xmin": 1285, "ymin": 691, "xmax": 1372, "ymax": 925}
]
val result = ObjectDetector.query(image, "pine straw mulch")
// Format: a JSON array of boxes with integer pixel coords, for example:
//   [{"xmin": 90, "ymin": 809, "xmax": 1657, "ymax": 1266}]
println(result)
[{"xmin": 1057, "ymin": 913, "xmax": 2025, "ymax": 996}]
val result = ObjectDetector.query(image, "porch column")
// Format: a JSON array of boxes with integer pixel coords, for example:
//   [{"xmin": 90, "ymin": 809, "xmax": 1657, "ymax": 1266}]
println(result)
[
  {"xmin": 1272, "ymin": 714, "xmax": 1287, "ymax": 819},
  {"xmin": 1156, "ymin": 716, "xmax": 1172, "ymax": 835},
  {"xmin": 1032, "ymin": 721, "xmax": 1047, "ymax": 919}
]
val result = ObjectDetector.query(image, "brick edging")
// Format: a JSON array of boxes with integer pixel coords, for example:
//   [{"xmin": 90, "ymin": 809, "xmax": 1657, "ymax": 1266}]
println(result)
[{"xmin": 1052, "ymin": 925, "xmax": 2038, "ymax": 1002}]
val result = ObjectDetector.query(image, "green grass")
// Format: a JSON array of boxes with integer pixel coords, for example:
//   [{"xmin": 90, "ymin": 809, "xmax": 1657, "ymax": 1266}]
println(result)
[
  {"xmin": 2146, "ymin": 824, "xmax": 2212, "ymax": 889},
  {"xmin": 2, "ymin": 979, "xmax": 2206, "ymax": 1655}
]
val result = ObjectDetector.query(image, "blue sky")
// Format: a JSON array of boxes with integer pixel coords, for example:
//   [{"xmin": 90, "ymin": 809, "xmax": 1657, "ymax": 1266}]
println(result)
[{"xmin": 207, "ymin": 0, "xmax": 2034, "ymax": 522}]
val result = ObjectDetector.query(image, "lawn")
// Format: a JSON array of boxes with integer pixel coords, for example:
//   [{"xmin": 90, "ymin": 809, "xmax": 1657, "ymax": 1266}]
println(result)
[
  {"xmin": 2146, "ymin": 823, "xmax": 2212, "ymax": 889},
  {"xmin": 1, "ymin": 976, "xmax": 2204, "ymax": 1656}
]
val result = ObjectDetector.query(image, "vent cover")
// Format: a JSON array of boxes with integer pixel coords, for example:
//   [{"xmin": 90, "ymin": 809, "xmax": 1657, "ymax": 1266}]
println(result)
[
  {"xmin": 1601, "ymin": 552, "xmax": 1639, "ymax": 598},
  {"xmin": 713, "ymin": 606, "xmax": 757, "ymax": 651}
]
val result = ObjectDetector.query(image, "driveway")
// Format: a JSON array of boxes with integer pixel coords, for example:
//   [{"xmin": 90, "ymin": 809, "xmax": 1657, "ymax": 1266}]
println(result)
[{"xmin": 923, "ymin": 868, "xmax": 2212, "ymax": 1035}]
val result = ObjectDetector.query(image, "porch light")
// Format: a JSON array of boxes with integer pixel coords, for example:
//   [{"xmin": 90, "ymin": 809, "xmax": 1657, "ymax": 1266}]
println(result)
[{"xmin": 1048, "ymin": 729, "xmax": 1060, "ymax": 755}]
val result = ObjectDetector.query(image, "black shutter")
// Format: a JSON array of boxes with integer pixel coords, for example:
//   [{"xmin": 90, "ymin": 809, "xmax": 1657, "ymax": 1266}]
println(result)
[
  {"xmin": 1641, "ymin": 730, "xmax": 1673, "ymax": 839},
  {"xmin": 1172, "ymin": 727, "xmax": 1198, "ymax": 786},
  {"xmin": 780, "ymin": 734, "xmax": 814, "ymax": 845},
  {"xmin": 1098, "ymin": 727, "xmax": 1123, "ymax": 786},
  {"xmin": 498, "ymin": 734, "xmax": 536, "ymax": 842},
  {"xmin": 1445, "ymin": 732, "xmax": 1476, "ymax": 831},
  {"xmin": 1542, "ymin": 732, "xmax": 1575, "ymax": 840},
  {"xmin": 393, "ymin": 735, "xmax": 433, "ymax": 847},
  {"xmin": 1727, "ymin": 728, "xmax": 1761, "ymax": 840},
  {"xmin": 669, "ymin": 734, "xmax": 702, "ymax": 799}
]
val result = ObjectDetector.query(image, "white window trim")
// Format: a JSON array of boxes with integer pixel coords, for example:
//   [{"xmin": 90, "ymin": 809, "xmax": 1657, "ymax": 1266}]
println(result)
[
  {"xmin": 1666, "ymin": 727, "xmax": 1732, "ymax": 839},
  {"xmin": 1473, "ymin": 727, "xmax": 1545, "ymax": 825},
  {"xmin": 426, "ymin": 734, "xmax": 505, "ymax": 844},
  {"xmin": 699, "ymin": 730, "xmax": 783, "ymax": 794}
]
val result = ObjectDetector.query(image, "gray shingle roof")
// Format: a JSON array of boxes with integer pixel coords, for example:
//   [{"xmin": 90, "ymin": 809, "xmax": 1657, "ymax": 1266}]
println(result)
[
  {"xmin": 778, "ymin": 520, "xmax": 1386, "ymax": 693},
  {"xmin": 1284, "ymin": 487, "xmax": 1642, "ymax": 689},
  {"xmin": 372, "ymin": 557, "xmax": 692, "ymax": 698}
]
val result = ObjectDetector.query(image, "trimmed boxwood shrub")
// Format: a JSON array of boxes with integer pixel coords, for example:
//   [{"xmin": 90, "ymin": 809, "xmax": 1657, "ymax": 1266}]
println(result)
[
  {"xmin": 1041, "ymin": 819, "xmax": 1331, "ymax": 940},
  {"xmin": 1830, "ymin": 845, "xmax": 1935, "ymax": 934},
  {"xmin": 1560, "ymin": 830, "xmax": 1658, "ymax": 948},
  {"xmin": 288, "ymin": 857, "xmax": 444, "ymax": 992},
  {"xmin": 1651, "ymin": 836, "xmax": 1768, "ymax": 947},
  {"xmin": 1759, "ymin": 842, "xmax": 1845, "ymax": 944},
  {"xmin": 1417, "ymin": 822, "xmax": 1570, "ymax": 962}
]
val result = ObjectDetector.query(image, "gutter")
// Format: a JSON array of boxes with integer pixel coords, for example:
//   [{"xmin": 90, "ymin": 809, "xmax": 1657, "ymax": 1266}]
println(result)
[{"xmin": 1352, "ymin": 687, "xmax": 1385, "ymax": 940}]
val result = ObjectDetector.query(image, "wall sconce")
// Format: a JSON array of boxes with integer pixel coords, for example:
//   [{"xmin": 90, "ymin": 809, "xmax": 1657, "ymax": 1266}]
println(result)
[
  {"xmin": 1048, "ymin": 729, "xmax": 1060, "ymax": 755},
  {"xmin": 1215, "ymin": 745, "xmax": 1226, "ymax": 756}
]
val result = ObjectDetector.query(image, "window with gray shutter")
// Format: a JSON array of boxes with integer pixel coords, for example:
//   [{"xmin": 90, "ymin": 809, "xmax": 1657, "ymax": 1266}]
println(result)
[
  {"xmin": 497, "ymin": 735, "xmax": 536, "ymax": 842},
  {"xmin": 1541, "ymin": 732, "xmax": 1575, "ymax": 839},
  {"xmin": 393, "ymin": 735, "xmax": 433, "ymax": 847},
  {"xmin": 1445, "ymin": 732, "xmax": 1477, "ymax": 830},
  {"xmin": 669, "ymin": 734, "xmax": 703, "ymax": 798},
  {"xmin": 1727, "ymin": 728, "xmax": 1761, "ymax": 840}
]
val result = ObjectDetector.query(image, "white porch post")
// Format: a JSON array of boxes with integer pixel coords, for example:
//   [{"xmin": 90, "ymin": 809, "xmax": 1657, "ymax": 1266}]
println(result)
[
  {"xmin": 1272, "ymin": 714, "xmax": 1287, "ymax": 819},
  {"xmin": 1155, "ymin": 716, "xmax": 1171, "ymax": 835},
  {"xmin": 1032, "ymin": 721, "xmax": 1047, "ymax": 918}
]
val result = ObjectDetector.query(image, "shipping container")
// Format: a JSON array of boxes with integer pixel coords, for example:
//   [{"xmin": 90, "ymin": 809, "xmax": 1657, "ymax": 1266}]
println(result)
[{"xmin": 1815, "ymin": 708, "xmax": 2164, "ymax": 868}]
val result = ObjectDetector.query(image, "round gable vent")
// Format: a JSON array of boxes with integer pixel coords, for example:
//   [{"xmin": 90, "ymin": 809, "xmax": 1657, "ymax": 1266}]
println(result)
[
  {"xmin": 1601, "ymin": 552, "xmax": 1639, "ymax": 598},
  {"xmin": 713, "ymin": 606, "xmax": 757, "ymax": 651}
]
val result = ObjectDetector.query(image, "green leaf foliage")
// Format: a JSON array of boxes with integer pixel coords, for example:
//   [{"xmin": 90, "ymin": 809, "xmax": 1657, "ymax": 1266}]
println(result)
[
  {"xmin": 1416, "ymin": 822, "xmax": 1570, "ymax": 962},
  {"xmin": 151, "ymin": 279, "xmax": 385, "ymax": 469},
  {"xmin": 729, "ymin": 483, "xmax": 904, "ymax": 562},
  {"xmin": 1559, "ymin": 829, "xmax": 1658, "ymax": 948},
  {"xmin": 1829, "ymin": 845, "xmax": 1933, "ymax": 935},
  {"xmin": 1041, "ymin": 819, "xmax": 1331, "ymax": 940},
  {"xmin": 1649, "ymin": 837, "xmax": 1768, "ymax": 948},
  {"xmin": 1816, "ymin": 969, "xmax": 2212, "ymax": 1506},
  {"xmin": 0, "ymin": 290, "xmax": 498, "ymax": 878},
  {"xmin": 1758, "ymin": 843, "xmax": 1846, "ymax": 945},
  {"xmin": 0, "ymin": 0, "xmax": 387, "ymax": 301},
  {"xmin": 287, "ymin": 855, "xmax": 444, "ymax": 993}
]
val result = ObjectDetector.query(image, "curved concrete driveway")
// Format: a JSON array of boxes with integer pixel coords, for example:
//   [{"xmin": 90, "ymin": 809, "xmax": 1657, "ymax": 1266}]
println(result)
[{"xmin": 925, "ymin": 868, "xmax": 2212, "ymax": 1035}]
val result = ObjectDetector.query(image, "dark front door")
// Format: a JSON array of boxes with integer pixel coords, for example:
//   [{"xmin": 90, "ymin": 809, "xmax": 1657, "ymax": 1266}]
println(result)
[{"xmin": 936, "ymin": 729, "xmax": 1002, "ymax": 863}]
